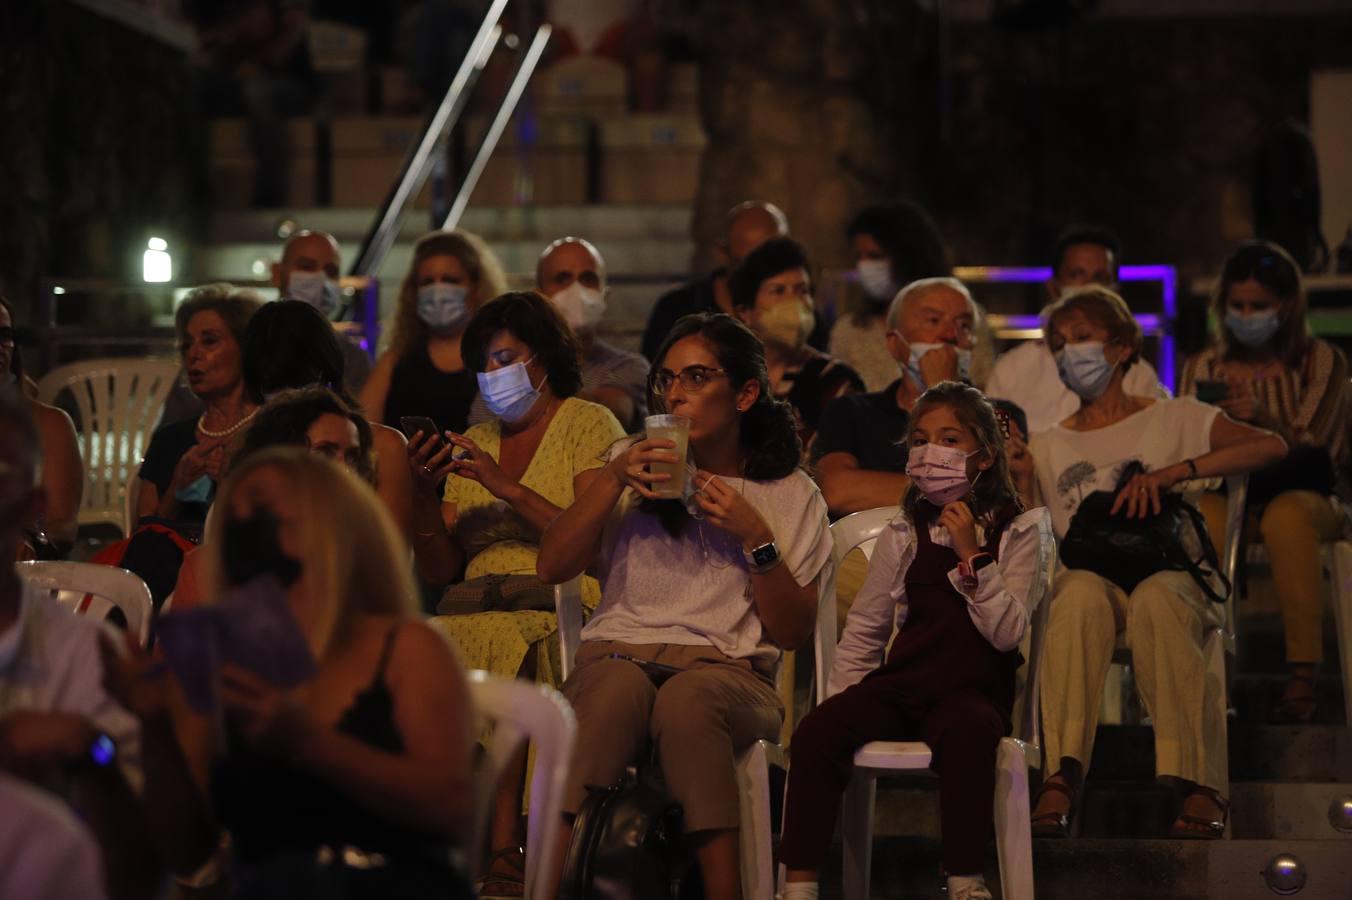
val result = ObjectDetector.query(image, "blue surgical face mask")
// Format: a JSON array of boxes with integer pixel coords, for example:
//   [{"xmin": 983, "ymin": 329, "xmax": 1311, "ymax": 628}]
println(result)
[
  {"xmin": 1225, "ymin": 309, "xmax": 1280, "ymax": 348},
  {"xmin": 417, "ymin": 283, "xmax": 470, "ymax": 332},
  {"xmin": 175, "ymin": 474, "xmax": 215, "ymax": 505},
  {"xmin": 288, "ymin": 271, "xmax": 343, "ymax": 320},
  {"xmin": 856, "ymin": 259, "xmax": 899, "ymax": 302},
  {"xmin": 1054, "ymin": 341, "xmax": 1117, "ymax": 400},
  {"xmin": 477, "ymin": 357, "xmax": 546, "ymax": 424},
  {"xmin": 904, "ymin": 342, "xmax": 972, "ymax": 390}
]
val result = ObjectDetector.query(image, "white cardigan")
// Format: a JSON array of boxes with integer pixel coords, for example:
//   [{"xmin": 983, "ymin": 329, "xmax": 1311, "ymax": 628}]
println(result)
[{"xmin": 827, "ymin": 506, "xmax": 1052, "ymax": 698}]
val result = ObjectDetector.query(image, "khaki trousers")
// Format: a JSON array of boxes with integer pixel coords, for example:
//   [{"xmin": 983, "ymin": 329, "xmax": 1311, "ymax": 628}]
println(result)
[
  {"xmin": 560, "ymin": 640, "xmax": 783, "ymax": 831},
  {"xmin": 1041, "ymin": 568, "xmax": 1227, "ymax": 789}
]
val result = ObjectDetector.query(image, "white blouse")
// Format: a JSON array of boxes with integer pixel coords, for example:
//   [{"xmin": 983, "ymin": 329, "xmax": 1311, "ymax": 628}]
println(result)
[{"xmin": 827, "ymin": 506, "xmax": 1053, "ymax": 697}]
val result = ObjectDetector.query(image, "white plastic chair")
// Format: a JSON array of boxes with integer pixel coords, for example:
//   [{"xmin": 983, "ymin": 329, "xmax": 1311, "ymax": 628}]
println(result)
[
  {"xmin": 552, "ymin": 568, "xmax": 822, "ymax": 900},
  {"xmin": 38, "ymin": 358, "xmax": 181, "ymax": 535},
  {"xmin": 1222, "ymin": 474, "xmax": 1352, "ymax": 724},
  {"xmin": 810, "ymin": 507, "xmax": 1054, "ymax": 900},
  {"xmin": 15, "ymin": 560, "xmax": 154, "ymax": 647},
  {"xmin": 466, "ymin": 670, "xmax": 576, "ymax": 900}
]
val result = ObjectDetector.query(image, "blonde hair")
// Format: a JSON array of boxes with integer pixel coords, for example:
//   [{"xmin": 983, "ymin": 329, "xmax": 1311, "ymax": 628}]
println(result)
[
  {"xmin": 204, "ymin": 447, "xmax": 417, "ymax": 659},
  {"xmin": 386, "ymin": 230, "xmax": 509, "ymax": 358}
]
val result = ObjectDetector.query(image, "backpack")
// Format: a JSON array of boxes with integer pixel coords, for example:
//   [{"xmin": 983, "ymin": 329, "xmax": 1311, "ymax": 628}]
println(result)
[
  {"xmin": 89, "ymin": 518, "xmax": 199, "ymax": 614},
  {"xmin": 558, "ymin": 766, "xmax": 702, "ymax": 900},
  {"xmin": 1059, "ymin": 462, "xmax": 1230, "ymax": 603}
]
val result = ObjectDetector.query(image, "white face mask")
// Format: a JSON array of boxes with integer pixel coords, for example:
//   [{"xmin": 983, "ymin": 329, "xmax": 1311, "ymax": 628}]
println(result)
[
  {"xmin": 904, "ymin": 341, "xmax": 972, "ymax": 389},
  {"xmin": 1054, "ymin": 341, "xmax": 1117, "ymax": 400},
  {"xmin": 856, "ymin": 259, "xmax": 899, "ymax": 301},
  {"xmin": 417, "ymin": 283, "xmax": 470, "ymax": 332},
  {"xmin": 288, "ymin": 271, "xmax": 343, "ymax": 320},
  {"xmin": 477, "ymin": 357, "xmax": 546, "ymax": 424},
  {"xmin": 549, "ymin": 282, "xmax": 607, "ymax": 332},
  {"xmin": 906, "ymin": 443, "xmax": 980, "ymax": 506}
]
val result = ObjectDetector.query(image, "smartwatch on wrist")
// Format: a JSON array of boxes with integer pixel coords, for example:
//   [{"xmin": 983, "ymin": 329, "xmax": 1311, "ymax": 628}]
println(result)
[
  {"xmin": 742, "ymin": 540, "xmax": 781, "ymax": 574},
  {"xmin": 958, "ymin": 553, "xmax": 994, "ymax": 590}
]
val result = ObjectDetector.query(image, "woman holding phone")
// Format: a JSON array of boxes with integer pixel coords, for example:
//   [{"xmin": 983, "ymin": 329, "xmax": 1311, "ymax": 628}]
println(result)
[
  {"xmin": 536, "ymin": 313, "xmax": 834, "ymax": 900},
  {"xmin": 1181, "ymin": 240, "xmax": 1352, "ymax": 723}
]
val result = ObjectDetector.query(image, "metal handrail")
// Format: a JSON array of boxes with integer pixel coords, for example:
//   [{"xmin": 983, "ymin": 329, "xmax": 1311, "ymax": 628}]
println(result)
[
  {"xmin": 442, "ymin": 24, "xmax": 553, "ymax": 232},
  {"xmin": 349, "ymin": 0, "xmax": 510, "ymax": 277}
]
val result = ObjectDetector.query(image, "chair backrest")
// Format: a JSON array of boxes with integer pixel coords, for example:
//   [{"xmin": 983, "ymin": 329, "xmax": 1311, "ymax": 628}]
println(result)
[
  {"xmin": 817, "ymin": 506, "xmax": 900, "ymax": 705},
  {"xmin": 15, "ymin": 560, "xmax": 153, "ymax": 646},
  {"xmin": 819, "ymin": 507, "xmax": 1056, "ymax": 747},
  {"xmin": 38, "ymin": 358, "xmax": 182, "ymax": 533},
  {"xmin": 554, "ymin": 577, "xmax": 584, "ymax": 682},
  {"xmin": 467, "ymin": 670, "xmax": 577, "ymax": 900}
]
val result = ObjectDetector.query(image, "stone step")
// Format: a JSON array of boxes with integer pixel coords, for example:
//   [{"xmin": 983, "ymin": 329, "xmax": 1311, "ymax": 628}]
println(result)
[
  {"xmin": 1229, "ymin": 674, "xmax": 1348, "ymax": 726},
  {"xmin": 811, "ymin": 836, "xmax": 1352, "ymax": 899},
  {"xmin": 1228, "ymin": 724, "xmax": 1352, "ymax": 782},
  {"xmin": 1230, "ymin": 782, "xmax": 1352, "ymax": 840}
]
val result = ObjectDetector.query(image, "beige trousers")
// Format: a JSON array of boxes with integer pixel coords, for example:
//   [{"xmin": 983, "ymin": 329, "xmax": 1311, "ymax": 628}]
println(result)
[
  {"xmin": 561, "ymin": 640, "xmax": 783, "ymax": 831},
  {"xmin": 1041, "ymin": 568, "xmax": 1227, "ymax": 789}
]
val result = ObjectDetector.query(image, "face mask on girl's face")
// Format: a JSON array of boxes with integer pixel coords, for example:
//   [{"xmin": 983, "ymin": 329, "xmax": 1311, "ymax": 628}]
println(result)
[
  {"xmin": 856, "ymin": 259, "xmax": 899, "ymax": 301},
  {"xmin": 222, "ymin": 509, "xmax": 302, "ymax": 588},
  {"xmin": 904, "ymin": 342, "xmax": 973, "ymax": 390},
  {"xmin": 758, "ymin": 300, "xmax": 814, "ymax": 350},
  {"xmin": 477, "ymin": 357, "xmax": 546, "ymax": 423},
  {"xmin": 416, "ymin": 283, "xmax": 470, "ymax": 331},
  {"xmin": 1054, "ymin": 341, "xmax": 1117, "ymax": 400},
  {"xmin": 906, "ymin": 443, "xmax": 981, "ymax": 506},
  {"xmin": 1225, "ymin": 309, "xmax": 1280, "ymax": 348}
]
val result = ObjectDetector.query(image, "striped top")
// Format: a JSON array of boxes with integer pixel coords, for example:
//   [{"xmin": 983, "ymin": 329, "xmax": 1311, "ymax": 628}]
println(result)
[{"xmin": 1180, "ymin": 338, "xmax": 1351, "ymax": 468}]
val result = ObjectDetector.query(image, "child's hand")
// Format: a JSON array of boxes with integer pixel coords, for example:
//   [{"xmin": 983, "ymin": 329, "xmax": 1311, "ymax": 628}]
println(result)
[{"xmin": 937, "ymin": 501, "xmax": 981, "ymax": 561}]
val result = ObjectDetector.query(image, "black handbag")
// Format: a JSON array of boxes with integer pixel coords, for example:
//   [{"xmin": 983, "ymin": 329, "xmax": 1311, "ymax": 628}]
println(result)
[
  {"xmin": 1060, "ymin": 461, "xmax": 1231, "ymax": 603},
  {"xmin": 559, "ymin": 766, "xmax": 701, "ymax": 900}
]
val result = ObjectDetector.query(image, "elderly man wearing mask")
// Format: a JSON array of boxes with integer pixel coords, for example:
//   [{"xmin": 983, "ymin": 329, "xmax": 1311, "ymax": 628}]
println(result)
[
  {"xmin": 270, "ymin": 229, "xmax": 373, "ymax": 395},
  {"xmin": 814, "ymin": 276, "xmax": 977, "ymax": 517},
  {"xmin": 984, "ymin": 225, "xmax": 1167, "ymax": 434},
  {"xmin": 469, "ymin": 237, "xmax": 649, "ymax": 432}
]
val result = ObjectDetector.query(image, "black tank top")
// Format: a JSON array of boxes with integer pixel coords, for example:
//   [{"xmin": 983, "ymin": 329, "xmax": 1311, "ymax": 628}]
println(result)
[
  {"xmin": 383, "ymin": 342, "xmax": 478, "ymax": 435},
  {"xmin": 212, "ymin": 626, "xmax": 449, "ymax": 865}
]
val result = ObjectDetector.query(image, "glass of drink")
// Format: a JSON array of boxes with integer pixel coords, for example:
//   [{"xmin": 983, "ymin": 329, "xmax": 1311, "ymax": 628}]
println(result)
[{"xmin": 644, "ymin": 414, "xmax": 690, "ymax": 499}]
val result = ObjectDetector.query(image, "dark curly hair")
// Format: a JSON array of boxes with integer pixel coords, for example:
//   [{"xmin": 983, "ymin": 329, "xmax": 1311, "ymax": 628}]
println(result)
[
  {"xmin": 461, "ymin": 291, "xmax": 583, "ymax": 398},
  {"xmin": 650, "ymin": 313, "xmax": 801, "ymax": 480},
  {"xmin": 728, "ymin": 237, "xmax": 811, "ymax": 312},
  {"xmin": 231, "ymin": 386, "xmax": 375, "ymax": 484},
  {"xmin": 901, "ymin": 381, "xmax": 1021, "ymax": 529},
  {"xmin": 241, "ymin": 300, "xmax": 354, "ymax": 405},
  {"xmin": 847, "ymin": 200, "xmax": 951, "ymax": 323}
]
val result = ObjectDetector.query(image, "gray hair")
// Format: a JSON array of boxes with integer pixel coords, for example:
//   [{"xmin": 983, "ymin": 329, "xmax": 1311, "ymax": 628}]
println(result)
[{"xmin": 886, "ymin": 276, "xmax": 976, "ymax": 330}]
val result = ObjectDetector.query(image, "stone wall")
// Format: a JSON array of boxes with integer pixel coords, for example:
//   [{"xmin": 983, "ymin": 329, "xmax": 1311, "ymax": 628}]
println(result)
[
  {"xmin": 692, "ymin": 8, "xmax": 1352, "ymax": 294},
  {"xmin": 0, "ymin": 2, "xmax": 198, "ymax": 323}
]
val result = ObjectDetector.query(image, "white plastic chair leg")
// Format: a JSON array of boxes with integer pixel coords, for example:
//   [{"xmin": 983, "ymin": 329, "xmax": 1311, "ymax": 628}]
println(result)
[
  {"xmin": 840, "ymin": 770, "xmax": 876, "ymax": 900},
  {"xmin": 736, "ymin": 739, "xmax": 783, "ymax": 900},
  {"xmin": 994, "ymin": 738, "xmax": 1033, "ymax": 900}
]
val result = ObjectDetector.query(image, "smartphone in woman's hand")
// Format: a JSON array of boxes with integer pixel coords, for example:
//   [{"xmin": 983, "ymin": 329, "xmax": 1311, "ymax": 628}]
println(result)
[{"xmin": 399, "ymin": 416, "xmax": 445, "ymax": 448}]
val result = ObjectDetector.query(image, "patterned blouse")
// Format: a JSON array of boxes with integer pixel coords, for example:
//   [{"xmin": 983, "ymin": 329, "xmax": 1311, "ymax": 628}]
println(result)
[{"xmin": 1180, "ymin": 338, "xmax": 1351, "ymax": 467}]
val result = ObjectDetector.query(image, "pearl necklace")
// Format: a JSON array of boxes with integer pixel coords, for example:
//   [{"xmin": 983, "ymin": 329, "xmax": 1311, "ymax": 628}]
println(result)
[{"xmin": 197, "ymin": 408, "xmax": 258, "ymax": 439}]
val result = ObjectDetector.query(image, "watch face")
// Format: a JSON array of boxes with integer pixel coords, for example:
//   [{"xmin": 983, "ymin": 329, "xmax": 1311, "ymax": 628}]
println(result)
[
  {"xmin": 90, "ymin": 733, "xmax": 116, "ymax": 767},
  {"xmin": 751, "ymin": 543, "xmax": 779, "ymax": 567}
]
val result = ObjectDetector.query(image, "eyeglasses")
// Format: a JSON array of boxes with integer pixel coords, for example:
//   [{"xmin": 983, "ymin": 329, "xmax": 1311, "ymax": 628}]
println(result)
[
  {"xmin": 649, "ymin": 365, "xmax": 729, "ymax": 395},
  {"xmin": 0, "ymin": 327, "xmax": 14, "ymax": 346}
]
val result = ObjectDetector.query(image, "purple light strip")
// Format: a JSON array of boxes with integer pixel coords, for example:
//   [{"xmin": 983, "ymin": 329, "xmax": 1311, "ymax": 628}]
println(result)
[{"xmin": 954, "ymin": 264, "xmax": 1179, "ymax": 391}]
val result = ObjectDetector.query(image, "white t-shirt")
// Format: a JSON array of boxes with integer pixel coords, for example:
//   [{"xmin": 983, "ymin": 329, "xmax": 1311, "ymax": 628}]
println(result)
[
  {"xmin": 0, "ymin": 773, "xmax": 107, "ymax": 900},
  {"xmin": 0, "ymin": 580, "xmax": 142, "ymax": 792},
  {"xmin": 985, "ymin": 340, "xmax": 1169, "ymax": 435},
  {"xmin": 582, "ymin": 468, "xmax": 834, "ymax": 675},
  {"xmin": 1029, "ymin": 397, "xmax": 1219, "ymax": 539}
]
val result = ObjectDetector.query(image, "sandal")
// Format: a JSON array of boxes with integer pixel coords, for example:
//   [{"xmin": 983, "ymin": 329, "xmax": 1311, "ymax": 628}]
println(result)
[
  {"xmin": 477, "ymin": 846, "xmax": 526, "ymax": 898},
  {"xmin": 1269, "ymin": 672, "xmax": 1318, "ymax": 725},
  {"xmin": 1030, "ymin": 778, "xmax": 1077, "ymax": 838},
  {"xmin": 1169, "ymin": 785, "xmax": 1229, "ymax": 840}
]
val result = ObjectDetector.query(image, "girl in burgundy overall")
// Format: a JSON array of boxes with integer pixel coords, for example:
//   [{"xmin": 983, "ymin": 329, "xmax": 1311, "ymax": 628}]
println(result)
[{"xmin": 781, "ymin": 382, "xmax": 1052, "ymax": 900}]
